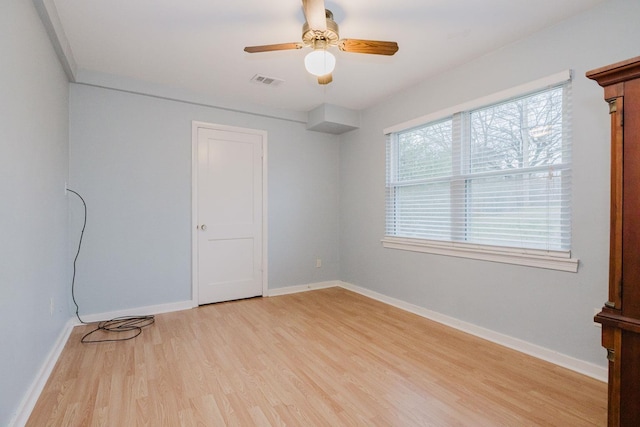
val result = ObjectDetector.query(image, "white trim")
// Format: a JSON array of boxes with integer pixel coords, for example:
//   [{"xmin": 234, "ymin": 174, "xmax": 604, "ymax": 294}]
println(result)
[
  {"xmin": 271, "ymin": 281, "xmax": 606, "ymax": 381},
  {"xmin": 338, "ymin": 281, "xmax": 607, "ymax": 382},
  {"xmin": 191, "ymin": 121, "xmax": 269, "ymax": 307},
  {"xmin": 11, "ymin": 280, "xmax": 606, "ymax": 426},
  {"xmin": 381, "ymin": 236, "xmax": 579, "ymax": 272},
  {"xmin": 267, "ymin": 280, "xmax": 340, "ymax": 297},
  {"xmin": 261, "ymin": 136, "xmax": 269, "ymax": 299},
  {"xmin": 78, "ymin": 300, "xmax": 193, "ymax": 323},
  {"xmin": 11, "ymin": 301, "xmax": 192, "ymax": 425},
  {"xmin": 384, "ymin": 70, "xmax": 572, "ymax": 134},
  {"xmin": 191, "ymin": 122, "xmax": 199, "ymax": 307},
  {"xmin": 32, "ymin": 0, "xmax": 77, "ymax": 82},
  {"xmin": 9, "ymin": 318, "xmax": 75, "ymax": 427}
]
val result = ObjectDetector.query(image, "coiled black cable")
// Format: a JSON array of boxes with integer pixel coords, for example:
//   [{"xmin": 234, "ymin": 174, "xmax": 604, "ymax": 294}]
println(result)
[{"xmin": 67, "ymin": 188, "xmax": 154, "ymax": 343}]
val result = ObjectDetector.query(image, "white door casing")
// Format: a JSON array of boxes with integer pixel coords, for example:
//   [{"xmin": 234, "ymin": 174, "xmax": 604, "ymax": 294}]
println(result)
[{"xmin": 192, "ymin": 122, "xmax": 267, "ymax": 305}]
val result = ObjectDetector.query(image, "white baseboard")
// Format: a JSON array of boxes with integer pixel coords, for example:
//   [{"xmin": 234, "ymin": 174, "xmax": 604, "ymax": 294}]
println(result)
[
  {"xmin": 12, "ymin": 281, "xmax": 607, "ymax": 427},
  {"xmin": 337, "ymin": 281, "xmax": 608, "ymax": 383},
  {"xmin": 10, "ymin": 318, "xmax": 76, "ymax": 427},
  {"xmin": 78, "ymin": 299, "xmax": 193, "ymax": 324},
  {"xmin": 10, "ymin": 299, "xmax": 194, "ymax": 426},
  {"xmin": 268, "ymin": 280, "xmax": 607, "ymax": 381},
  {"xmin": 267, "ymin": 280, "xmax": 340, "ymax": 297}
]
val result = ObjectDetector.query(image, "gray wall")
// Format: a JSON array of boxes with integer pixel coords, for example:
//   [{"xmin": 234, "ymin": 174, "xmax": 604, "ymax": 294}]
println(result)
[
  {"xmin": 6, "ymin": 0, "xmax": 640, "ymax": 422},
  {"xmin": 0, "ymin": 1, "xmax": 70, "ymax": 425},
  {"xmin": 339, "ymin": 0, "xmax": 640, "ymax": 367},
  {"xmin": 69, "ymin": 84, "xmax": 340, "ymax": 315}
]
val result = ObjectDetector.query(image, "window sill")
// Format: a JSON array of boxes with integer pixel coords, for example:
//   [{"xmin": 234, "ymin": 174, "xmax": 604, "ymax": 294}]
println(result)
[{"xmin": 381, "ymin": 236, "xmax": 579, "ymax": 272}]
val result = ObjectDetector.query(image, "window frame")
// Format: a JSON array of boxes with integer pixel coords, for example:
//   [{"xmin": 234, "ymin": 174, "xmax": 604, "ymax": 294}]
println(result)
[{"xmin": 382, "ymin": 71, "xmax": 578, "ymax": 272}]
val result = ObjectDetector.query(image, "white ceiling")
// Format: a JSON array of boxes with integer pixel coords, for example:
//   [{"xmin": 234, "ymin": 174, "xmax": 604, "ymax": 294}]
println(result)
[{"xmin": 45, "ymin": 0, "xmax": 607, "ymax": 114}]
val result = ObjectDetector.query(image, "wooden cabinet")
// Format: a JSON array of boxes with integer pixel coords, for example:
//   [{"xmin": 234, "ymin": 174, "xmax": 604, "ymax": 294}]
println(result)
[{"xmin": 587, "ymin": 56, "xmax": 640, "ymax": 427}]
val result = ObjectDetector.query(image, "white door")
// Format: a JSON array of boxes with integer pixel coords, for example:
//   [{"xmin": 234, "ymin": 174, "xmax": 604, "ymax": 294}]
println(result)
[{"xmin": 195, "ymin": 125, "xmax": 264, "ymax": 305}]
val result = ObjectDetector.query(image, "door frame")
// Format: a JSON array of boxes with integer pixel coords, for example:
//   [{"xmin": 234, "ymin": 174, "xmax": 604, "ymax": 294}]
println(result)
[{"xmin": 191, "ymin": 121, "xmax": 268, "ymax": 306}]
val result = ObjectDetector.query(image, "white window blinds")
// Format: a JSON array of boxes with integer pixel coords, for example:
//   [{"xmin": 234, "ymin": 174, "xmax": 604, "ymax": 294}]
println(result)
[{"xmin": 386, "ymin": 80, "xmax": 572, "ymax": 252}]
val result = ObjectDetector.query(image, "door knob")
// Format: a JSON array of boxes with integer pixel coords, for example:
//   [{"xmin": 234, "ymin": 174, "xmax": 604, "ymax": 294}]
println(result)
[{"xmin": 201, "ymin": 224, "xmax": 207, "ymax": 231}]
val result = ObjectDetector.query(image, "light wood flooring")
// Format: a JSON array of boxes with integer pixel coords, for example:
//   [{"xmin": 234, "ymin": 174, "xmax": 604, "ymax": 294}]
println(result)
[{"xmin": 28, "ymin": 287, "xmax": 607, "ymax": 426}]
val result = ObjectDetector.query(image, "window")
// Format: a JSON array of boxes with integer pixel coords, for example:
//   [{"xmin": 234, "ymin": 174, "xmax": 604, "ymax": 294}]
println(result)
[{"xmin": 383, "ymin": 73, "xmax": 577, "ymax": 271}]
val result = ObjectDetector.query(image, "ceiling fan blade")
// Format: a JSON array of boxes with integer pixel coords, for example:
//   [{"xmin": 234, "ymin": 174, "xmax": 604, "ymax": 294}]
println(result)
[
  {"xmin": 317, "ymin": 73, "xmax": 333, "ymax": 85},
  {"xmin": 244, "ymin": 43, "xmax": 304, "ymax": 53},
  {"xmin": 302, "ymin": 0, "xmax": 326, "ymax": 31},
  {"xmin": 338, "ymin": 39, "xmax": 399, "ymax": 56}
]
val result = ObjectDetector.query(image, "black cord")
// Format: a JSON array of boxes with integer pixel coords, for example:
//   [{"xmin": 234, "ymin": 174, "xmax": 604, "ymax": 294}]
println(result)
[
  {"xmin": 67, "ymin": 188, "xmax": 154, "ymax": 343},
  {"xmin": 66, "ymin": 188, "xmax": 87, "ymax": 324},
  {"xmin": 80, "ymin": 315, "xmax": 155, "ymax": 343}
]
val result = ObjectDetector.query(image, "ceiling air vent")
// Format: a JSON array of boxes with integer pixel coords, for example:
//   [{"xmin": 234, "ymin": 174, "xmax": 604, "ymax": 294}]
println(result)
[{"xmin": 250, "ymin": 74, "xmax": 284, "ymax": 87}]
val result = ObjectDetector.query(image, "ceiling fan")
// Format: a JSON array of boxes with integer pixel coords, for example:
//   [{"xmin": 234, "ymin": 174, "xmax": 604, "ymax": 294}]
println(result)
[{"xmin": 244, "ymin": 0, "xmax": 399, "ymax": 85}]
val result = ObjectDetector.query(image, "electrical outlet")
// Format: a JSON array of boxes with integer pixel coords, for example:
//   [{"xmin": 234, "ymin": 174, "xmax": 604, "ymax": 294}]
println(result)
[{"xmin": 316, "ymin": 258, "xmax": 322, "ymax": 268}]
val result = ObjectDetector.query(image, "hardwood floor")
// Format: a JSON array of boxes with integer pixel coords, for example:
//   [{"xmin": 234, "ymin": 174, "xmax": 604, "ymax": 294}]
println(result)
[{"xmin": 27, "ymin": 287, "xmax": 606, "ymax": 426}]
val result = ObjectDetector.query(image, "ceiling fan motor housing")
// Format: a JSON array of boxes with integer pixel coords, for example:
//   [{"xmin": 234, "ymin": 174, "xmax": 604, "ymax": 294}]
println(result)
[{"xmin": 302, "ymin": 9, "xmax": 339, "ymax": 48}]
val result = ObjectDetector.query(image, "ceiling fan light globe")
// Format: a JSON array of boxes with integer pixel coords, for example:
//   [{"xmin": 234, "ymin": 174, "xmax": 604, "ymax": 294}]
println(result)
[{"xmin": 304, "ymin": 50, "xmax": 336, "ymax": 76}]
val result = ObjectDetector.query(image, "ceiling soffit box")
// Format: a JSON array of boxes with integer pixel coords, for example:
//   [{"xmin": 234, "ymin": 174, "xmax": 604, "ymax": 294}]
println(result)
[{"xmin": 307, "ymin": 103, "xmax": 360, "ymax": 134}]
